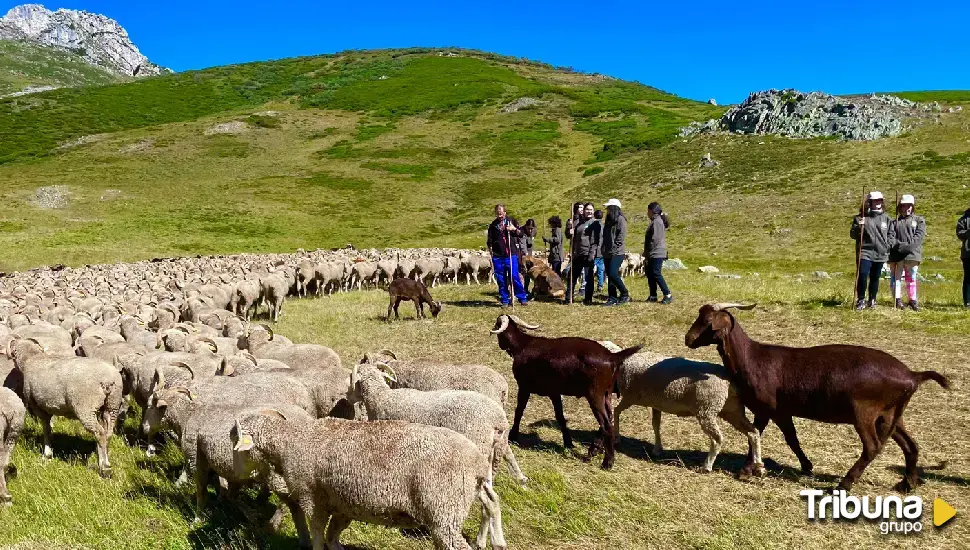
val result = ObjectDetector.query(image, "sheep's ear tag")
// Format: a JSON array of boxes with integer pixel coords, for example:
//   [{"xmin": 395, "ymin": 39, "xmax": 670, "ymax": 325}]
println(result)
[{"xmin": 235, "ymin": 433, "xmax": 254, "ymax": 451}]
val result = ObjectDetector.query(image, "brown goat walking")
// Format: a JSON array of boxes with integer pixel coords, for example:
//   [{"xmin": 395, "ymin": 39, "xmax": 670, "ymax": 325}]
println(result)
[
  {"xmin": 491, "ymin": 314, "xmax": 642, "ymax": 469},
  {"xmin": 386, "ymin": 278, "xmax": 442, "ymax": 321},
  {"xmin": 685, "ymin": 303, "xmax": 950, "ymax": 491}
]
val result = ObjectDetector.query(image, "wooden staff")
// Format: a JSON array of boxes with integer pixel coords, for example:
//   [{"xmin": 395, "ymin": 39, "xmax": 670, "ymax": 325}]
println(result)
[
  {"xmin": 892, "ymin": 190, "xmax": 899, "ymax": 308},
  {"xmin": 568, "ymin": 212, "xmax": 575, "ymax": 304},
  {"xmin": 853, "ymin": 186, "xmax": 867, "ymax": 306}
]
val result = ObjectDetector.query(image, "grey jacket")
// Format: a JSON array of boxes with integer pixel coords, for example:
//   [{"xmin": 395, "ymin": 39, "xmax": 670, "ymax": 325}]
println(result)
[
  {"xmin": 851, "ymin": 211, "xmax": 896, "ymax": 262},
  {"xmin": 889, "ymin": 214, "xmax": 926, "ymax": 263},
  {"xmin": 573, "ymin": 219, "xmax": 601, "ymax": 260},
  {"xmin": 543, "ymin": 228, "xmax": 564, "ymax": 263},
  {"xmin": 644, "ymin": 216, "xmax": 667, "ymax": 259},
  {"xmin": 958, "ymin": 209, "xmax": 970, "ymax": 260},
  {"xmin": 602, "ymin": 214, "xmax": 627, "ymax": 257}
]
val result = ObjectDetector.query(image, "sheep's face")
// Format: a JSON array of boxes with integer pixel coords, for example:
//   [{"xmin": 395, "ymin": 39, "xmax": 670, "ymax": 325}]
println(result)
[
  {"xmin": 141, "ymin": 393, "xmax": 168, "ymax": 437},
  {"xmin": 685, "ymin": 306, "xmax": 733, "ymax": 349}
]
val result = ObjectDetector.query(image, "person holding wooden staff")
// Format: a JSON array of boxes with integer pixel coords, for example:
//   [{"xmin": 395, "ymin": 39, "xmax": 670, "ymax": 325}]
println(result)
[
  {"xmin": 888, "ymin": 194, "xmax": 926, "ymax": 311},
  {"xmin": 851, "ymin": 191, "xmax": 896, "ymax": 311},
  {"xmin": 486, "ymin": 204, "xmax": 529, "ymax": 307}
]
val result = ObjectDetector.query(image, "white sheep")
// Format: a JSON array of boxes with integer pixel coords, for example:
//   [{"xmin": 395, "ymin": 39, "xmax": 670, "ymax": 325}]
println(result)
[
  {"xmin": 1, "ymin": 387, "xmax": 26, "ymax": 506},
  {"xmin": 601, "ymin": 341, "xmax": 764, "ymax": 477}
]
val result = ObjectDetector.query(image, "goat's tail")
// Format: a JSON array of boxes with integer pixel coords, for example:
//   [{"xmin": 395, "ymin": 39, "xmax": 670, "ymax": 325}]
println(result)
[{"xmin": 916, "ymin": 370, "xmax": 950, "ymax": 389}]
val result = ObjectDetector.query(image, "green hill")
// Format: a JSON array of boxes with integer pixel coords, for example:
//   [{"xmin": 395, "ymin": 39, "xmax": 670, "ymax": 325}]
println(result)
[
  {"xmin": 0, "ymin": 47, "xmax": 968, "ymax": 281},
  {"xmin": 0, "ymin": 39, "xmax": 123, "ymax": 96}
]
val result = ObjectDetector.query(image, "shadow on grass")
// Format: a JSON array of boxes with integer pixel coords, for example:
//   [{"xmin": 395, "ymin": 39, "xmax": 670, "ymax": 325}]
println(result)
[
  {"xmin": 888, "ymin": 463, "xmax": 970, "ymax": 487},
  {"xmin": 23, "ymin": 430, "xmax": 97, "ymax": 463},
  {"xmin": 443, "ymin": 299, "xmax": 502, "ymax": 308}
]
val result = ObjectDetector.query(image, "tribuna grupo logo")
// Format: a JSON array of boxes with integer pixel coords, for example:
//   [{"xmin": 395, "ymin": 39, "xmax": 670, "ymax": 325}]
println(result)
[{"xmin": 801, "ymin": 489, "xmax": 956, "ymax": 535}]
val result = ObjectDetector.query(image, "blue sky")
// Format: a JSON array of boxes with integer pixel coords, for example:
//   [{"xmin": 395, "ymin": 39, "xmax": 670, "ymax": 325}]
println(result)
[{"xmin": 13, "ymin": 1, "xmax": 970, "ymax": 103}]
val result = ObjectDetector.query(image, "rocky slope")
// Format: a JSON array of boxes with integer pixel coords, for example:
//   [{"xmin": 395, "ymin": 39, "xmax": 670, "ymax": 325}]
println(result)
[
  {"xmin": 0, "ymin": 4, "xmax": 165, "ymax": 77},
  {"xmin": 680, "ymin": 88, "xmax": 943, "ymax": 141}
]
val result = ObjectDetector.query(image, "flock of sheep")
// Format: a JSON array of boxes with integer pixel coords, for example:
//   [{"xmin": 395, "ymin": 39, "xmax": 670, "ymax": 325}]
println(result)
[{"xmin": 0, "ymin": 245, "xmax": 948, "ymax": 549}]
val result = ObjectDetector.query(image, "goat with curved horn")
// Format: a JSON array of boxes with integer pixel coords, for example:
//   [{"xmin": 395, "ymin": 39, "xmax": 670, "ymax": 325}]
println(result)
[{"xmin": 711, "ymin": 303, "xmax": 757, "ymax": 312}]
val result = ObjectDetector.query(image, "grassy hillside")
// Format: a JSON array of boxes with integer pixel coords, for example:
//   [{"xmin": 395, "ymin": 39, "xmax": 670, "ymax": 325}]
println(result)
[{"xmin": 0, "ymin": 40, "xmax": 122, "ymax": 96}]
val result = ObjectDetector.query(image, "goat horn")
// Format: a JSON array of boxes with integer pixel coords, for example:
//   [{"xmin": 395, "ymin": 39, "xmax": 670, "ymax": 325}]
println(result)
[
  {"xmin": 260, "ymin": 324, "xmax": 274, "ymax": 341},
  {"xmin": 711, "ymin": 303, "xmax": 757, "ymax": 312},
  {"xmin": 376, "ymin": 362, "xmax": 396, "ymax": 378},
  {"xmin": 379, "ymin": 349, "xmax": 397, "ymax": 360},
  {"xmin": 169, "ymin": 361, "xmax": 196, "ymax": 380},
  {"xmin": 489, "ymin": 315, "xmax": 510, "ymax": 334},
  {"xmin": 198, "ymin": 337, "xmax": 218, "ymax": 353},
  {"xmin": 507, "ymin": 314, "xmax": 539, "ymax": 330},
  {"xmin": 241, "ymin": 351, "xmax": 258, "ymax": 366},
  {"xmin": 259, "ymin": 408, "xmax": 288, "ymax": 420}
]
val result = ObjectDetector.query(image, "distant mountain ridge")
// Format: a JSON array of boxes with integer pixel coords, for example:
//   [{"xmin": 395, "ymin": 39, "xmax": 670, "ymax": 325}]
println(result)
[{"xmin": 0, "ymin": 3, "xmax": 166, "ymax": 77}]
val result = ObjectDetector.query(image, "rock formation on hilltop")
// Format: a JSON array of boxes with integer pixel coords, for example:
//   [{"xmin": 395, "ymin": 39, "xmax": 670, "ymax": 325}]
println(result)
[
  {"xmin": 0, "ymin": 4, "xmax": 166, "ymax": 77},
  {"xmin": 681, "ymin": 89, "xmax": 943, "ymax": 141}
]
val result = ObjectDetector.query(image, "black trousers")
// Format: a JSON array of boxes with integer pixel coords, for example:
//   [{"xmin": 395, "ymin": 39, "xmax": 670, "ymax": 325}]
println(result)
[
  {"xmin": 570, "ymin": 258, "xmax": 595, "ymax": 303},
  {"xmin": 647, "ymin": 257, "xmax": 670, "ymax": 298}
]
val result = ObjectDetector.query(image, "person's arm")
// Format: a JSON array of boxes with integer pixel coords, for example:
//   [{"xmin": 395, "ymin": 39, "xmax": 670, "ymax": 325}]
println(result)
[
  {"xmin": 957, "ymin": 216, "xmax": 969, "ymax": 242},
  {"xmin": 913, "ymin": 217, "xmax": 927, "ymax": 247},
  {"xmin": 850, "ymin": 215, "xmax": 863, "ymax": 240},
  {"xmin": 486, "ymin": 223, "xmax": 494, "ymax": 252},
  {"xmin": 614, "ymin": 217, "xmax": 627, "ymax": 254},
  {"xmin": 644, "ymin": 224, "xmax": 651, "ymax": 257},
  {"xmin": 887, "ymin": 215, "xmax": 897, "ymax": 250}
]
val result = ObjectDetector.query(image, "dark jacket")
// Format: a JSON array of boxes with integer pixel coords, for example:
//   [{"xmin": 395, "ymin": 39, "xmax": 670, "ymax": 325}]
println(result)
[
  {"xmin": 602, "ymin": 214, "xmax": 627, "ymax": 257},
  {"xmin": 644, "ymin": 216, "xmax": 667, "ymax": 259},
  {"xmin": 958, "ymin": 209, "xmax": 970, "ymax": 260},
  {"xmin": 487, "ymin": 218, "xmax": 523, "ymax": 258},
  {"xmin": 851, "ymin": 211, "xmax": 895, "ymax": 262},
  {"xmin": 889, "ymin": 214, "xmax": 926, "ymax": 263},
  {"xmin": 573, "ymin": 218, "xmax": 601, "ymax": 260},
  {"xmin": 544, "ymin": 228, "xmax": 564, "ymax": 263}
]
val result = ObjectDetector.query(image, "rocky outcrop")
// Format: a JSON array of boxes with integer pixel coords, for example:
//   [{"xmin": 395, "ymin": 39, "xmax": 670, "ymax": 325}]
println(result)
[
  {"xmin": 680, "ymin": 89, "xmax": 941, "ymax": 141},
  {"xmin": 1, "ymin": 4, "xmax": 166, "ymax": 77}
]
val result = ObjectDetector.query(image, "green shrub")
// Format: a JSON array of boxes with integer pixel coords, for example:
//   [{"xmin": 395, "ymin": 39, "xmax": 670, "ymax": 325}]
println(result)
[
  {"xmin": 582, "ymin": 166, "xmax": 605, "ymax": 177},
  {"xmin": 246, "ymin": 114, "xmax": 280, "ymax": 128}
]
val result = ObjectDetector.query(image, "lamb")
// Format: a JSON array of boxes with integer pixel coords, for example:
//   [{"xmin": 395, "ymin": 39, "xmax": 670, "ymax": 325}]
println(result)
[
  {"xmin": 491, "ymin": 314, "xmax": 642, "ymax": 469},
  {"xmin": 362, "ymin": 350, "xmax": 509, "ymax": 405},
  {"xmin": 685, "ymin": 303, "xmax": 950, "ymax": 491},
  {"xmin": 599, "ymin": 341, "xmax": 764, "ymax": 477},
  {"xmin": 386, "ymin": 278, "xmax": 442, "ymax": 320},
  {"xmin": 231, "ymin": 410, "xmax": 507, "ymax": 550},
  {"xmin": 1, "ymin": 387, "xmax": 25, "ymax": 506},
  {"xmin": 259, "ymin": 273, "xmax": 289, "ymax": 322},
  {"xmin": 10, "ymin": 339, "xmax": 123, "ymax": 476},
  {"xmin": 348, "ymin": 363, "xmax": 527, "ymax": 486}
]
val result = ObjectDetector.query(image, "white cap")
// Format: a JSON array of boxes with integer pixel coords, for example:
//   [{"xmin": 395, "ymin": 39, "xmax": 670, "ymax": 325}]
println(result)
[
  {"xmin": 604, "ymin": 198, "xmax": 622, "ymax": 208},
  {"xmin": 900, "ymin": 194, "xmax": 915, "ymax": 205},
  {"xmin": 867, "ymin": 191, "xmax": 884, "ymax": 201}
]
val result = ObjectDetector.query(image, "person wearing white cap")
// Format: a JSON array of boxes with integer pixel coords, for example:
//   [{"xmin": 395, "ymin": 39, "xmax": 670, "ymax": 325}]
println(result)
[
  {"xmin": 889, "ymin": 194, "xmax": 926, "ymax": 311},
  {"xmin": 601, "ymin": 198, "xmax": 630, "ymax": 305},
  {"xmin": 850, "ymin": 191, "xmax": 896, "ymax": 311}
]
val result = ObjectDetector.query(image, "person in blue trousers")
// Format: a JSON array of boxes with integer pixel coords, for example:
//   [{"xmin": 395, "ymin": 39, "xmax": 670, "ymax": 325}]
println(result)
[
  {"xmin": 592, "ymin": 209, "xmax": 606, "ymax": 291},
  {"xmin": 486, "ymin": 204, "xmax": 529, "ymax": 306}
]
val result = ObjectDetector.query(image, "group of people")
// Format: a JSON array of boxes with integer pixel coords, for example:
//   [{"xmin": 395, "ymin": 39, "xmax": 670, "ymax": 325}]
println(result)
[
  {"xmin": 853, "ymin": 191, "xmax": 970, "ymax": 311},
  {"xmin": 486, "ymin": 199, "xmax": 673, "ymax": 306}
]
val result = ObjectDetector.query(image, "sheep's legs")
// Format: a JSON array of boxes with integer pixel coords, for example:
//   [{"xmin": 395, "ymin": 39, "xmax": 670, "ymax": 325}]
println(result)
[
  {"xmin": 0, "ymin": 445, "xmax": 12, "ymax": 505},
  {"xmin": 477, "ymin": 482, "xmax": 507, "ymax": 550},
  {"xmin": 308, "ymin": 508, "xmax": 331, "ymax": 550},
  {"xmin": 890, "ymin": 420, "xmax": 920, "ymax": 492},
  {"xmin": 503, "ymin": 444, "xmax": 528, "ymax": 486},
  {"xmin": 610, "ymin": 397, "xmax": 632, "ymax": 445},
  {"xmin": 324, "ymin": 513, "xmax": 351, "ymax": 550},
  {"xmin": 508, "ymin": 389, "xmax": 530, "ymax": 444},
  {"xmin": 774, "ymin": 416, "xmax": 813, "ymax": 475},
  {"xmin": 37, "ymin": 410, "xmax": 54, "ymax": 458},
  {"xmin": 650, "ymin": 408, "xmax": 664, "ymax": 457},
  {"xmin": 722, "ymin": 411, "xmax": 764, "ymax": 479},
  {"xmin": 696, "ymin": 414, "xmax": 724, "ymax": 472},
  {"xmin": 280, "ymin": 497, "xmax": 312, "ymax": 549},
  {"xmin": 550, "ymin": 395, "xmax": 573, "ymax": 449},
  {"xmin": 839, "ymin": 412, "xmax": 883, "ymax": 491}
]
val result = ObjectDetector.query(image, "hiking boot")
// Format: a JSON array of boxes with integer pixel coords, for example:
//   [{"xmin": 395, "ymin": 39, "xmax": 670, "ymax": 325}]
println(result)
[
  {"xmin": 647, "ymin": 296, "xmax": 658, "ymax": 303},
  {"xmin": 617, "ymin": 296, "xmax": 631, "ymax": 305},
  {"xmin": 855, "ymin": 300, "xmax": 866, "ymax": 311},
  {"xmin": 909, "ymin": 300, "xmax": 920, "ymax": 312},
  {"xmin": 895, "ymin": 298, "xmax": 904, "ymax": 309},
  {"xmin": 605, "ymin": 297, "xmax": 618, "ymax": 306},
  {"xmin": 660, "ymin": 295, "xmax": 674, "ymax": 305},
  {"xmin": 582, "ymin": 300, "xmax": 594, "ymax": 306},
  {"xmin": 866, "ymin": 299, "xmax": 877, "ymax": 310}
]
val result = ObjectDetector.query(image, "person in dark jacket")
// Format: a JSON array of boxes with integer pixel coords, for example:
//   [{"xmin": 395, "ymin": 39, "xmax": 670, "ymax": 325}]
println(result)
[
  {"xmin": 851, "ymin": 191, "xmax": 896, "ymax": 311},
  {"xmin": 515, "ymin": 218, "xmax": 537, "ymax": 293},
  {"xmin": 543, "ymin": 216, "xmax": 565, "ymax": 276},
  {"xmin": 602, "ymin": 198, "xmax": 630, "ymax": 305},
  {"xmin": 592, "ymin": 209, "xmax": 606, "ymax": 291},
  {"xmin": 888, "ymin": 194, "xmax": 926, "ymax": 311},
  {"xmin": 644, "ymin": 202, "xmax": 673, "ymax": 304},
  {"xmin": 957, "ymin": 207, "xmax": 970, "ymax": 308},
  {"xmin": 562, "ymin": 202, "xmax": 584, "ymax": 281},
  {"xmin": 571, "ymin": 204, "xmax": 599, "ymax": 305},
  {"xmin": 486, "ymin": 204, "xmax": 529, "ymax": 306}
]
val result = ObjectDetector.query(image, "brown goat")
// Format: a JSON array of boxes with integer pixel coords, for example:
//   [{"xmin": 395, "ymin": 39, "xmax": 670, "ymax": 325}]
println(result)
[
  {"xmin": 491, "ymin": 314, "xmax": 642, "ymax": 469},
  {"xmin": 685, "ymin": 303, "xmax": 950, "ymax": 491},
  {"xmin": 386, "ymin": 278, "xmax": 441, "ymax": 321}
]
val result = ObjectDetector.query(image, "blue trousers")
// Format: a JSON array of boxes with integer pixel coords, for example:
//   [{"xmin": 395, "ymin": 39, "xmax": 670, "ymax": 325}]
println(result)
[
  {"xmin": 593, "ymin": 257, "xmax": 605, "ymax": 288},
  {"xmin": 493, "ymin": 256, "xmax": 529, "ymax": 304}
]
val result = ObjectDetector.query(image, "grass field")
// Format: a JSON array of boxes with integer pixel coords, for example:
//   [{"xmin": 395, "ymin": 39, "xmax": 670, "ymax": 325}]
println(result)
[
  {"xmin": 1, "ymin": 274, "xmax": 967, "ymax": 549},
  {"xmin": 0, "ymin": 40, "xmax": 122, "ymax": 97},
  {"xmin": 1, "ymin": 47, "xmax": 969, "ymax": 549}
]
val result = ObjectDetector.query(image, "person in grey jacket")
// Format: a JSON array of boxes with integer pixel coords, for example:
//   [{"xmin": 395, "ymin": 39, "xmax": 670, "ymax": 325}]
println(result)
[
  {"xmin": 957, "ymin": 207, "xmax": 970, "ymax": 308},
  {"xmin": 543, "ymin": 216, "xmax": 565, "ymax": 276},
  {"xmin": 602, "ymin": 199, "xmax": 630, "ymax": 305},
  {"xmin": 643, "ymin": 202, "xmax": 672, "ymax": 304},
  {"xmin": 888, "ymin": 194, "xmax": 926, "ymax": 311},
  {"xmin": 851, "ymin": 191, "xmax": 897, "ymax": 311},
  {"xmin": 571, "ymin": 204, "xmax": 599, "ymax": 304}
]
